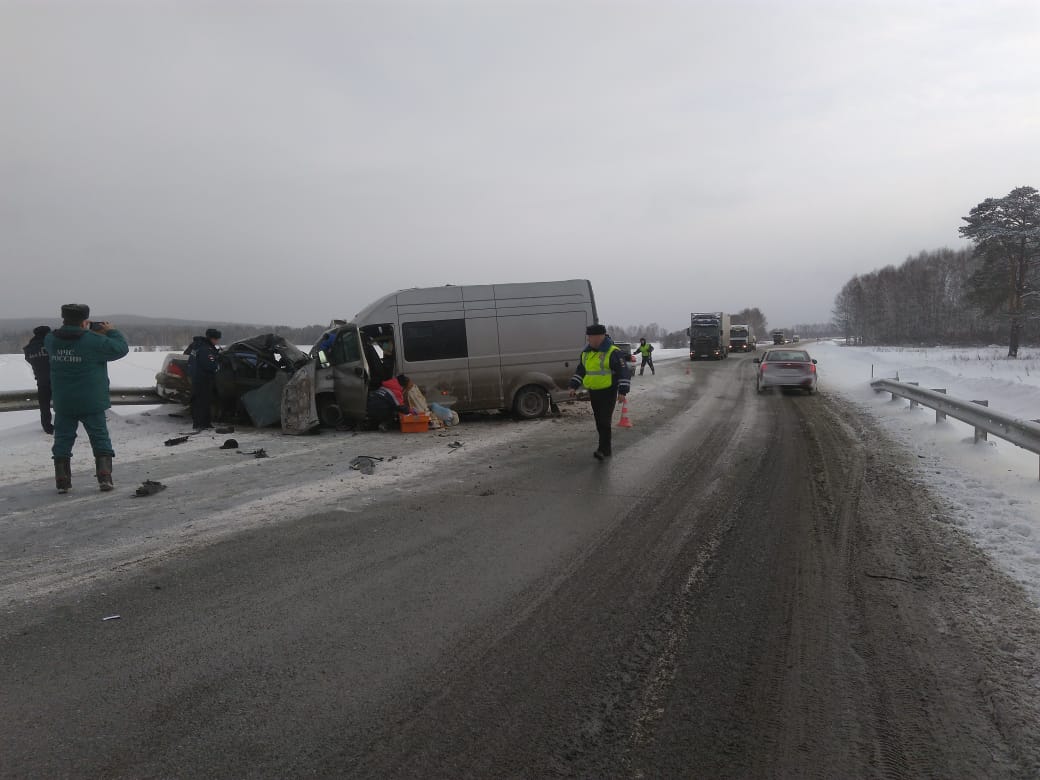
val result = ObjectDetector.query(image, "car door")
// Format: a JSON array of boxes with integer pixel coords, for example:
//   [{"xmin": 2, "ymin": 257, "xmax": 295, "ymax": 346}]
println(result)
[{"xmin": 314, "ymin": 325, "xmax": 370, "ymax": 420}]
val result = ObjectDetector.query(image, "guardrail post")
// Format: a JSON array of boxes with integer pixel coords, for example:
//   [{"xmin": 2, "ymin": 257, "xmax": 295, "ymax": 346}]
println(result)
[
  {"xmin": 908, "ymin": 382, "xmax": 919, "ymax": 409},
  {"xmin": 931, "ymin": 389, "xmax": 947, "ymax": 422},
  {"xmin": 971, "ymin": 400, "xmax": 989, "ymax": 443}
]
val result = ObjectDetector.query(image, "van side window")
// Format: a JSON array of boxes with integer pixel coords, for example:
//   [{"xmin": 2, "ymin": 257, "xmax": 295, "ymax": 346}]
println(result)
[{"xmin": 403, "ymin": 319, "xmax": 468, "ymax": 362}]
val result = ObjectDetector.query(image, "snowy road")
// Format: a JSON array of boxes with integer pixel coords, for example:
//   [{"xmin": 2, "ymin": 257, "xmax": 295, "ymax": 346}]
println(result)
[{"xmin": 2, "ymin": 353, "xmax": 1040, "ymax": 777}]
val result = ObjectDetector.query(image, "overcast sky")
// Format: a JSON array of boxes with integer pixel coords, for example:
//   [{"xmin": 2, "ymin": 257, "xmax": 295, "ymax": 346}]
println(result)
[{"xmin": 2, "ymin": 0, "xmax": 1038, "ymax": 331}]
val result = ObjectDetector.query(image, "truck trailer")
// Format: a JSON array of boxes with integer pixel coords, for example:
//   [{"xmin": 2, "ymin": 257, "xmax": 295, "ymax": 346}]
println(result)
[{"xmin": 688, "ymin": 312, "xmax": 731, "ymax": 360}]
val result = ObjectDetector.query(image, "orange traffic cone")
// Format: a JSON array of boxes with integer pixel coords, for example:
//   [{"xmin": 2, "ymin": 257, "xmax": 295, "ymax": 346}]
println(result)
[{"xmin": 617, "ymin": 399, "xmax": 633, "ymax": 428}]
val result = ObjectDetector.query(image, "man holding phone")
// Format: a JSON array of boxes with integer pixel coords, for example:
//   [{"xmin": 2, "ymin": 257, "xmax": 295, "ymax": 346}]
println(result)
[{"xmin": 44, "ymin": 304, "xmax": 129, "ymax": 493}]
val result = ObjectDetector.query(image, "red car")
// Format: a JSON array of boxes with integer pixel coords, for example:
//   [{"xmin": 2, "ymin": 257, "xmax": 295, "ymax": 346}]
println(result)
[{"xmin": 754, "ymin": 349, "xmax": 818, "ymax": 394}]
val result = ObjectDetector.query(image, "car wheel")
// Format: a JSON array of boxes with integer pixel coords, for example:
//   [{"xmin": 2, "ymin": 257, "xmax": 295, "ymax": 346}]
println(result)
[
  {"xmin": 317, "ymin": 394, "xmax": 344, "ymax": 427},
  {"xmin": 513, "ymin": 385, "xmax": 549, "ymax": 420}
]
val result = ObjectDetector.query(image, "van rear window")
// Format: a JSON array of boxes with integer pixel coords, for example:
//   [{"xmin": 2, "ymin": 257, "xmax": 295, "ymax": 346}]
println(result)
[{"xmin": 402, "ymin": 319, "xmax": 468, "ymax": 362}]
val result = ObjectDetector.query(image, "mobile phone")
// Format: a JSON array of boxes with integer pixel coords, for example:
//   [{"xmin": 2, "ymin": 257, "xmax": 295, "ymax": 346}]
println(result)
[{"xmin": 90, "ymin": 322, "xmax": 104, "ymax": 331}]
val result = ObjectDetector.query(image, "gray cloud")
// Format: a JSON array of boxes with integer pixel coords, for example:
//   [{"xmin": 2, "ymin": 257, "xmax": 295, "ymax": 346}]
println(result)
[{"xmin": 2, "ymin": 0, "xmax": 1038, "ymax": 331}]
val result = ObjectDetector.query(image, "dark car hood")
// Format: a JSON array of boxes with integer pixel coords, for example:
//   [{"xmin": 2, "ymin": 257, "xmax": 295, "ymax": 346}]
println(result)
[{"xmin": 225, "ymin": 334, "xmax": 311, "ymax": 369}]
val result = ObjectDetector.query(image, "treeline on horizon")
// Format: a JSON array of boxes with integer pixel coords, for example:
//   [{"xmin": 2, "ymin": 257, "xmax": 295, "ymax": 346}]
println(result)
[
  {"xmin": 0, "ymin": 323, "xmax": 329, "ymax": 354},
  {"xmin": 833, "ymin": 186, "xmax": 1040, "ymax": 353},
  {"xmin": 607, "ymin": 308, "xmax": 837, "ymax": 349},
  {"xmin": 832, "ymin": 247, "xmax": 1003, "ymax": 346}
]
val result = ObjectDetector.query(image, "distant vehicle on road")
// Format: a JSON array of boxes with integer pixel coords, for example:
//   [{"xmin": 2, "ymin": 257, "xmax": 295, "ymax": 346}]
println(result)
[
  {"xmin": 792, "ymin": 334, "xmax": 801, "ymax": 343},
  {"xmin": 729, "ymin": 324, "xmax": 756, "ymax": 352},
  {"xmin": 613, "ymin": 342, "xmax": 639, "ymax": 367},
  {"xmin": 754, "ymin": 349, "xmax": 818, "ymax": 394},
  {"xmin": 771, "ymin": 329, "xmax": 786, "ymax": 345},
  {"xmin": 688, "ymin": 312, "xmax": 731, "ymax": 360}
]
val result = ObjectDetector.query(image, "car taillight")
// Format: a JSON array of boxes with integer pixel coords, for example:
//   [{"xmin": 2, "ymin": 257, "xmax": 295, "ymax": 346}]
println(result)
[
  {"xmin": 809, "ymin": 363, "xmax": 816, "ymax": 373},
  {"xmin": 168, "ymin": 363, "xmax": 186, "ymax": 378}
]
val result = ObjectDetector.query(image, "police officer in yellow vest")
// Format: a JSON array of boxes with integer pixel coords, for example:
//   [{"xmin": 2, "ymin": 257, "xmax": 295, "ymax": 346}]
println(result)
[
  {"xmin": 636, "ymin": 337, "xmax": 655, "ymax": 376},
  {"xmin": 568, "ymin": 324, "xmax": 631, "ymax": 460}
]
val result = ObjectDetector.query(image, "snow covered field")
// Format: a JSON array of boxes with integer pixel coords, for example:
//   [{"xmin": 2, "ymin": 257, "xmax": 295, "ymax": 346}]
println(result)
[{"xmin": 2, "ymin": 342, "xmax": 1040, "ymax": 605}]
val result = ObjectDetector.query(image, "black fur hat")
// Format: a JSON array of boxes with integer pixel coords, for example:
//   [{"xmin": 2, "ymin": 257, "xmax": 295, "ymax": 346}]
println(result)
[{"xmin": 61, "ymin": 303, "xmax": 89, "ymax": 322}]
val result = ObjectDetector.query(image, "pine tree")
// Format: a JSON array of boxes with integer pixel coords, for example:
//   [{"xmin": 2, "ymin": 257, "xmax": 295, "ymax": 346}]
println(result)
[{"xmin": 960, "ymin": 186, "xmax": 1040, "ymax": 357}]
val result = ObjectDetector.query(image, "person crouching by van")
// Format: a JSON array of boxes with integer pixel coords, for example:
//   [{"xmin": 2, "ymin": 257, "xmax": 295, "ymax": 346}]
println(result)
[
  {"xmin": 365, "ymin": 386, "xmax": 408, "ymax": 431},
  {"xmin": 398, "ymin": 374, "xmax": 445, "ymax": 430},
  {"xmin": 568, "ymin": 324, "xmax": 630, "ymax": 460},
  {"xmin": 45, "ymin": 304, "xmax": 129, "ymax": 493}
]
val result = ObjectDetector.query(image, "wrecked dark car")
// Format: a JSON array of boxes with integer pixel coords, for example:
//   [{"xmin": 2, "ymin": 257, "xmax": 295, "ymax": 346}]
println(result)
[{"xmin": 155, "ymin": 334, "xmax": 311, "ymax": 425}]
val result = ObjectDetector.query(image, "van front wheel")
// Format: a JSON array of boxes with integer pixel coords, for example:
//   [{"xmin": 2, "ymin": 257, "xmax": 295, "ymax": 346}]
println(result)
[
  {"xmin": 317, "ymin": 394, "xmax": 344, "ymax": 427},
  {"xmin": 513, "ymin": 385, "xmax": 549, "ymax": 420}
]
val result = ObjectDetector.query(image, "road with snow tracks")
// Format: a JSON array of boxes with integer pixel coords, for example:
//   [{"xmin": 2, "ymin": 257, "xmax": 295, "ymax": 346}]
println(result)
[{"xmin": 2, "ymin": 353, "xmax": 1040, "ymax": 778}]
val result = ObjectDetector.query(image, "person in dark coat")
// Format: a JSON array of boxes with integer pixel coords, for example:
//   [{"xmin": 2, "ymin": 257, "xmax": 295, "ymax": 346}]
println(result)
[
  {"xmin": 364, "ymin": 386, "xmax": 408, "ymax": 431},
  {"xmin": 568, "ymin": 324, "xmax": 631, "ymax": 460},
  {"xmin": 185, "ymin": 328, "xmax": 222, "ymax": 430},
  {"xmin": 45, "ymin": 304, "xmax": 129, "ymax": 493},
  {"xmin": 23, "ymin": 325, "xmax": 54, "ymax": 434}
]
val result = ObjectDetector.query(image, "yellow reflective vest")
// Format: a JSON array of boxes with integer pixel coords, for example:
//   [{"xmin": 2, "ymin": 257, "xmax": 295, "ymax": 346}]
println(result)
[
  {"xmin": 582, "ymin": 345, "xmax": 619, "ymax": 390},
  {"xmin": 637, "ymin": 343, "xmax": 652, "ymax": 356}
]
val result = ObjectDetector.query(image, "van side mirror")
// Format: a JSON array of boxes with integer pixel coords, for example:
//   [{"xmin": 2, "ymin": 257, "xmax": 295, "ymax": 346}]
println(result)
[{"xmin": 812, "ymin": 359, "xmax": 818, "ymax": 364}]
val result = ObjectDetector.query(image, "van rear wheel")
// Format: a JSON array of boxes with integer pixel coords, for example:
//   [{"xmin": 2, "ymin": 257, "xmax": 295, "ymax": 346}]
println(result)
[{"xmin": 513, "ymin": 385, "xmax": 549, "ymax": 420}]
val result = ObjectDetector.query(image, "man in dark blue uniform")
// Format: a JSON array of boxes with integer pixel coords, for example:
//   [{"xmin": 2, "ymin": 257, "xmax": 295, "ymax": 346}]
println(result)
[
  {"xmin": 23, "ymin": 325, "xmax": 54, "ymax": 434},
  {"xmin": 186, "ymin": 328, "xmax": 221, "ymax": 430}
]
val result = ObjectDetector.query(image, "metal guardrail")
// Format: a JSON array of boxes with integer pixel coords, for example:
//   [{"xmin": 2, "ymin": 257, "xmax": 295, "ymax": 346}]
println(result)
[
  {"xmin": 0, "ymin": 387, "xmax": 164, "ymax": 414},
  {"xmin": 871, "ymin": 378, "xmax": 1040, "ymax": 479}
]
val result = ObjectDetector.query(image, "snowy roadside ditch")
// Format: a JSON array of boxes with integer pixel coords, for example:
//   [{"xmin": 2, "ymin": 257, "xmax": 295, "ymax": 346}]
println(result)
[{"xmin": 809, "ymin": 341, "xmax": 1040, "ymax": 605}]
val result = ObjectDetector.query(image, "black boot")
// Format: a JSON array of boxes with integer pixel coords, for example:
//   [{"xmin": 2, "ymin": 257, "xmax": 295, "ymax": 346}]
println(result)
[
  {"xmin": 54, "ymin": 457, "xmax": 71, "ymax": 493},
  {"xmin": 95, "ymin": 455, "xmax": 114, "ymax": 492}
]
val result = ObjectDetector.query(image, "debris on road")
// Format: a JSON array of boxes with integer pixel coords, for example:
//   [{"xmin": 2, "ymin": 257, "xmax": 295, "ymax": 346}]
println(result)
[
  {"xmin": 164, "ymin": 436, "xmax": 189, "ymax": 446},
  {"xmin": 448, "ymin": 441, "xmax": 464, "ymax": 449},
  {"xmin": 133, "ymin": 480, "xmax": 167, "ymax": 497},
  {"xmin": 237, "ymin": 448, "xmax": 269, "ymax": 459},
  {"xmin": 349, "ymin": 455, "xmax": 384, "ymax": 474},
  {"xmin": 102, "ymin": 615, "xmax": 121, "ymax": 621},
  {"xmin": 220, "ymin": 439, "xmax": 239, "ymax": 450},
  {"xmin": 215, "ymin": 426, "xmax": 235, "ymax": 434}
]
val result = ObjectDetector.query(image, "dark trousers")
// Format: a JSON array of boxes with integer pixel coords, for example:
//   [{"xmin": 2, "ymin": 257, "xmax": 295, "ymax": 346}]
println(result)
[
  {"xmin": 191, "ymin": 374, "xmax": 215, "ymax": 429},
  {"xmin": 52, "ymin": 410, "xmax": 114, "ymax": 458},
  {"xmin": 588, "ymin": 389, "xmax": 618, "ymax": 455},
  {"xmin": 36, "ymin": 381, "xmax": 53, "ymax": 432},
  {"xmin": 639, "ymin": 355, "xmax": 655, "ymax": 375}
]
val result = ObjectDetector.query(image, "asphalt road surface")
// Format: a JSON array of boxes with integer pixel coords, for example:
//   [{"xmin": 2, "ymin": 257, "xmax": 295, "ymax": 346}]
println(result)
[{"xmin": 3, "ymin": 354, "xmax": 1040, "ymax": 778}]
